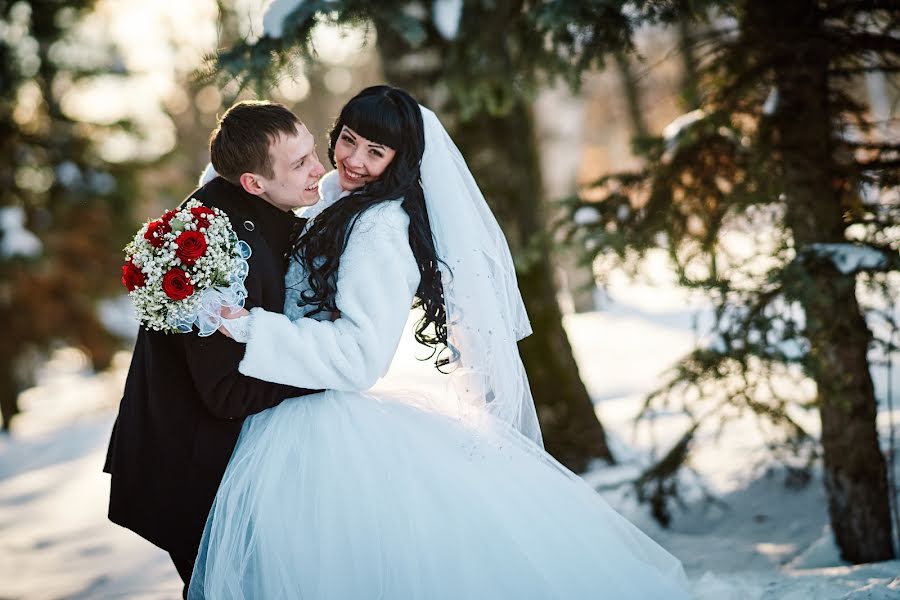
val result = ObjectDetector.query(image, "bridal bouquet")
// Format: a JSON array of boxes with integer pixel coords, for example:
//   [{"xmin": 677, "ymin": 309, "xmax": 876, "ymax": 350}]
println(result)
[{"xmin": 121, "ymin": 199, "xmax": 251, "ymax": 336}]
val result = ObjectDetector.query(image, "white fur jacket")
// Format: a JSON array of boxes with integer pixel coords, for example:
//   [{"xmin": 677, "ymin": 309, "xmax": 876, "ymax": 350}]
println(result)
[{"xmin": 236, "ymin": 171, "xmax": 419, "ymax": 391}]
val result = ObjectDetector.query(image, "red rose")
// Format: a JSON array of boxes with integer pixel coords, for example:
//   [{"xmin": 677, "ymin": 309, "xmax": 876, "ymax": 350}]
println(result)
[
  {"xmin": 144, "ymin": 219, "xmax": 171, "ymax": 248},
  {"xmin": 162, "ymin": 267, "xmax": 194, "ymax": 301},
  {"xmin": 191, "ymin": 206, "xmax": 215, "ymax": 230},
  {"xmin": 160, "ymin": 209, "xmax": 178, "ymax": 223},
  {"xmin": 121, "ymin": 260, "xmax": 145, "ymax": 292},
  {"xmin": 175, "ymin": 230, "xmax": 207, "ymax": 265}
]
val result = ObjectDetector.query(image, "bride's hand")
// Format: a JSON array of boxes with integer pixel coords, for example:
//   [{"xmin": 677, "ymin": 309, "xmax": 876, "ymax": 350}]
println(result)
[
  {"xmin": 218, "ymin": 306, "xmax": 250, "ymax": 338},
  {"xmin": 221, "ymin": 306, "xmax": 250, "ymax": 319}
]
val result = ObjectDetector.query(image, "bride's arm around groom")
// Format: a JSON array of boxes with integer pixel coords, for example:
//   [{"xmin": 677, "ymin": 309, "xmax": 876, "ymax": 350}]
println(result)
[{"xmin": 236, "ymin": 197, "xmax": 419, "ymax": 392}]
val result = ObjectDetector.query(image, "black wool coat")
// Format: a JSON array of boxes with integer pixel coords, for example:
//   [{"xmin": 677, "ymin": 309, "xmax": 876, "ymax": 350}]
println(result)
[{"xmin": 104, "ymin": 177, "xmax": 316, "ymax": 560}]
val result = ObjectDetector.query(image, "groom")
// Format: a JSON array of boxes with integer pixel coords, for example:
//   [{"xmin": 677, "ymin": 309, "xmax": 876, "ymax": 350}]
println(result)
[{"xmin": 104, "ymin": 101, "xmax": 326, "ymax": 595}]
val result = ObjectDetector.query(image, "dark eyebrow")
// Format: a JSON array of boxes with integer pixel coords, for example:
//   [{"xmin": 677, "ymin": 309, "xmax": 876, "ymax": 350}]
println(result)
[
  {"xmin": 343, "ymin": 127, "xmax": 385, "ymax": 150},
  {"xmin": 291, "ymin": 147, "xmax": 314, "ymax": 167}
]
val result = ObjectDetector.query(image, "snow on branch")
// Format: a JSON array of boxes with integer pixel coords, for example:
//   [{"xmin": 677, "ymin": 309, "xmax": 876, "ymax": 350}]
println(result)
[
  {"xmin": 433, "ymin": 0, "xmax": 463, "ymax": 40},
  {"xmin": 263, "ymin": 0, "xmax": 307, "ymax": 39},
  {"xmin": 662, "ymin": 109, "xmax": 706, "ymax": 148},
  {"xmin": 661, "ymin": 109, "xmax": 706, "ymax": 161},
  {"xmin": 762, "ymin": 87, "xmax": 779, "ymax": 115},
  {"xmin": 0, "ymin": 207, "xmax": 42, "ymax": 259},
  {"xmin": 804, "ymin": 243, "xmax": 899, "ymax": 274},
  {"xmin": 573, "ymin": 206, "xmax": 601, "ymax": 225}
]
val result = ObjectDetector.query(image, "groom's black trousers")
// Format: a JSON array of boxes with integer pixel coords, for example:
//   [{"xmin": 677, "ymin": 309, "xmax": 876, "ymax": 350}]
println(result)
[{"xmin": 170, "ymin": 553, "xmax": 195, "ymax": 599}]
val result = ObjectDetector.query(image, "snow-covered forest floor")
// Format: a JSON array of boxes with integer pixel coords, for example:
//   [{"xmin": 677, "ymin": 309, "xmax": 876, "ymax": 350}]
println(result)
[{"xmin": 1, "ymin": 258, "xmax": 898, "ymax": 599}]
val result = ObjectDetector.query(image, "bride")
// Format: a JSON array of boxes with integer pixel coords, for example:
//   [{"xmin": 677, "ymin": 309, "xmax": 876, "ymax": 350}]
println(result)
[{"xmin": 189, "ymin": 85, "xmax": 693, "ymax": 599}]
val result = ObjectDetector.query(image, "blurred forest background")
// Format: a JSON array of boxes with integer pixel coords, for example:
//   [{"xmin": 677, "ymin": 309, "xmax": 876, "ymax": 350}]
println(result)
[{"xmin": 2, "ymin": 0, "xmax": 899, "ymax": 569}]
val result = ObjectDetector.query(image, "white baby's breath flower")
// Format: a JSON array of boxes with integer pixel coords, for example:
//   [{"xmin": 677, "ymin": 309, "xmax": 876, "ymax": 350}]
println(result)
[{"xmin": 122, "ymin": 199, "xmax": 250, "ymax": 334}]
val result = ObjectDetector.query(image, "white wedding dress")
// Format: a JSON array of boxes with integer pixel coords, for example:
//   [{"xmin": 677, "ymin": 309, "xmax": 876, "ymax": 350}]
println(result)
[{"xmin": 188, "ymin": 171, "xmax": 692, "ymax": 599}]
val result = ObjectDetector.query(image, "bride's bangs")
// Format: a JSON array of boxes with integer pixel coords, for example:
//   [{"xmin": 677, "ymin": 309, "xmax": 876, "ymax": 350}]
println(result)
[{"xmin": 341, "ymin": 95, "xmax": 404, "ymax": 151}]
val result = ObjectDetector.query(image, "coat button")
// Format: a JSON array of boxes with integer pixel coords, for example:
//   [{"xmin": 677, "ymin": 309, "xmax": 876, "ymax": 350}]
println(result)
[{"xmin": 243, "ymin": 220, "xmax": 255, "ymax": 232}]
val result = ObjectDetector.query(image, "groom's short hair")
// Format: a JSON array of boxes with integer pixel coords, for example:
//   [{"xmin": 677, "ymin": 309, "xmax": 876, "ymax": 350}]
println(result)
[{"xmin": 209, "ymin": 101, "xmax": 302, "ymax": 183}]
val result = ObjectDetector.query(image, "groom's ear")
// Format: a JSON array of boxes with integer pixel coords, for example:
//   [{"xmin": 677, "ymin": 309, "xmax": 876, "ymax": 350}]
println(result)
[{"xmin": 238, "ymin": 172, "xmax": 265, "ymax": 197}]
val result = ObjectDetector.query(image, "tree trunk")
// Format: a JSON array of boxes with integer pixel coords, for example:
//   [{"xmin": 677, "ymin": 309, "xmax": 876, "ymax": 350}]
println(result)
[
  {"xmin": 613, "ymin": 52, "xmax": 649, "ymax": 139},
  {"xmin": 761, "ymin": 0, "xmax": 895, "ymax": 562},
  {"xmin": 0, "ymin": 10, "xmax": 20, "ymax": 431},
  {"xmin": 376, "ymin": 26, "xmax": 614, "ymax": 472},
  {"xmin": 676, "ymin": 17, "xmax": 701, "ymax": 110},
  {"xmin": 0, "ymin": 359, "xmax": 19, "ymax": 431},
  {"xmin": 534, "ymin": 88, "xmax": 597, "ymax": 315}
]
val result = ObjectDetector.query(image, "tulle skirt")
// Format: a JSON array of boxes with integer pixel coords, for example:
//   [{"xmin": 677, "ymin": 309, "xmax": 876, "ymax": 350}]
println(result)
[{"xmin": 189, "ymin": 390, "xmax": 692, "ymax": 599}]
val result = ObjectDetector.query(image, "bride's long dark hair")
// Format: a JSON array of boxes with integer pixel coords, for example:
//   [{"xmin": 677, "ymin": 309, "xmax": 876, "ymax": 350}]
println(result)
[{"xmin": 293, "ymin": 85, "xmax": 449, "ymax": 367}]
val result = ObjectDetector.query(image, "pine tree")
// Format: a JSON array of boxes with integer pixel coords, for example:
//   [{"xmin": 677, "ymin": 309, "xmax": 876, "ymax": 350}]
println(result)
[
  {"xmin": 0, "ymin": 1, "xmax": 139, "ymax": 429},
  {"xmin": 563, "ymin": 0, "xmax": 898, "ymax": 562},
  {"xmin": 206, "ymin": 0, "xmax": 646, "ymax": 471}
]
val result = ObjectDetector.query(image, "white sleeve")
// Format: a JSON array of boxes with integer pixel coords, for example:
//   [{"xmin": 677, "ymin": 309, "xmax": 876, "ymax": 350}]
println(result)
[{"xmin": 237, "ymin": 201, "xmax": 420, "ymax": 391}]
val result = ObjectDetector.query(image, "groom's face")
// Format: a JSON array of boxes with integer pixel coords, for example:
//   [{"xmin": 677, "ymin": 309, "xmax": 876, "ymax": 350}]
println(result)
[{"xmin": 254, "ymin": 123, "xmax": 325, "ymax": 211}]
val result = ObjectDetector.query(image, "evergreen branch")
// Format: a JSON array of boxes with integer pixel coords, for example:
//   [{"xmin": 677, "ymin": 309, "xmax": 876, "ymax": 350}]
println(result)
[
  {"xmin": 745, "ymin": 395, "xmax": 813, "ymax": 443},
  {"xmin": 834, "ymin": 32, "xmax": 900, "ymax": 56},
  {"xmin": 824, "ymin": 0, "xmax": 900, "ymax": 15},
  {"xmin": 844, "ymin": 213, "xmax": 900, "ymax": 229},
  {"xmin": 843, "ymin": 140, "xmax": 900, "ymax": 151},
  {"xmin": 830, "ymin": 65, "xmax": 900, "ymax": 76},
  {"xmin": 856, "ymin": 158, "xmax": 900, "ymax": 171},
  {"xmin": 796, "ymin": 242, "xmax": 900, "ymax": 275},
  {"xmin": 633, "ymin": 424, "xmax": 699, "ymax": 528}
]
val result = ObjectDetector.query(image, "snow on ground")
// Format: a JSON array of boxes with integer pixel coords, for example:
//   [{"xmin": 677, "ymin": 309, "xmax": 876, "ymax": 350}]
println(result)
[
  {"xmin": 0, "ymin": 351, "xmax": 183, "ymax": 599},
  {"xmin": 1, "ymin": 269, "xmax": 898, "ymax": 598}
]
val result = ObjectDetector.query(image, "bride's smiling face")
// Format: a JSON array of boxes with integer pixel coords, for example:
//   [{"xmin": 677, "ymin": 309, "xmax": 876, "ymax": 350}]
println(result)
[{"xmin": 333, "ymin": 126, "xmax": 397, "ymax": 191}]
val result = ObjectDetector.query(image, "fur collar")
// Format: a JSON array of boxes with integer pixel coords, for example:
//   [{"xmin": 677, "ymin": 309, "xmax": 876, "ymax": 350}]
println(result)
[{"xmin": 299, "ymin": 170, "xmax": 347, "ymax": 222}]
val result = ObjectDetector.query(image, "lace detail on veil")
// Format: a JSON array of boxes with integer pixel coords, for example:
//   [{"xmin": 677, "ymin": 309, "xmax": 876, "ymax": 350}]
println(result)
[{"xmin": 419, "ymin": 106, "xmax": 542, "ymax": 447}]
